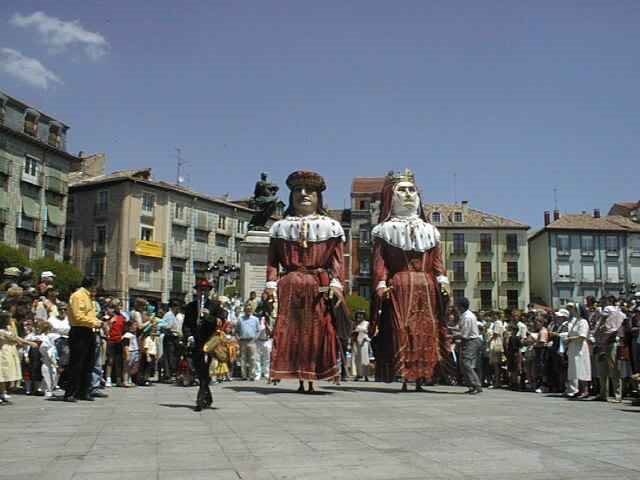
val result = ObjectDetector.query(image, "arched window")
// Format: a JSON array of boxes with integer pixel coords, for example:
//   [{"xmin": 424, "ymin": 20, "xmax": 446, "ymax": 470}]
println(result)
[
  {"xmin": 24, "ymin": 109, "xmax": 39, "ymax": 137},
  {"xmin": 431, "ymin": 211, "xmax": 441, "ymax": 223}
]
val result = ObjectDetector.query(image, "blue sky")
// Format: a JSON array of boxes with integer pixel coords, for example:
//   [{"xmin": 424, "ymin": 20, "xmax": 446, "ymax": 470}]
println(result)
[{"xmin": 1, "ymin": 1, "xmax": 638, "ymax": 228}]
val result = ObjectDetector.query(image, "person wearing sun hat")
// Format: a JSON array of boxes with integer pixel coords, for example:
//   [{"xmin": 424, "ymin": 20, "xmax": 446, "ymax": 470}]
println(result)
[
  {"xmin": 182, "ymin": 278, "xmax": 228, "ymax": 411},
  {"xmin": 265, "ymin": 170, "xmax": 349, "ymax": 393},
  {"xmin": 593, "ymin": 305, "xmax": 624, "ymax": 402}
]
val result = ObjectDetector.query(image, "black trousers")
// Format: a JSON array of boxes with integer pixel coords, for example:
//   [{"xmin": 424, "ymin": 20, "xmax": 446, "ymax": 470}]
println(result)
[
  {"xmin": 107, "ymin": 342, "xmax": 124, "ymax": 384},
  {"xmin": 65, "ymin": 327, "xmax": 96, "ymax": 398},
  {"xmin": 192, "ymin": 342, "xmax": 212, "ymax": 407},
  {"xmin": 162, "ymin": 334, "xmax": 178, "ymax": 379}
]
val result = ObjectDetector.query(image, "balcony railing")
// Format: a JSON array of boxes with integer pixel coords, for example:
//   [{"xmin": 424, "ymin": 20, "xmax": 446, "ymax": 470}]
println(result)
[
  {"xmin": 21, "ymin": 170, "xmax": 43, "ymax": 186},
  {"xmin": 503, "ymin": 249, "xmax": 520, "ymax": 258},
  {"xmin": 605, "ymin": 276, "xmax": 624, "ymax": 284},
  {"xmin": 557, "ymin": 249, "xmax": 571, "ymax": 257},
  {"xmin": 578, "ymin": 275, "xmax": 600, "ymax": 284},
  {"xmin": 581, "ymin": 250, "xmax": 595, "ymax": 257},
  {"xmin": 606, "ymin": 250, "xmax": 619, "ymax": 257},
  {"xmin": 46, "ymin": 176, "xmax": 68, "ymax": 195},
  {"xmin": 450, "ymin": 245, "xmax": 467, "ymax": 257},
  {"xmin": 553, "ymin": 273, "xmax": 576, "ymax": 283},
  {"xmin": 477, "ymin": 272, "xmax": 496, "ymax": 283},
  {"xmin": 477, "ymin": 247, "xmax": 493, "ymax": 257},
  {"xmin": 129, "ymin": 274, "xmax": 164, "ymax": 292},
  {"xmin": 141, "ymin": 207, "xmax": 155, "ymax": 219},
  {"xmin": 450, "ymin": 271, "xmax": 468, "ymax": 283},
  {"xmin": 170, "ymin": 243, "xmax": 189, "ymax": 259},
  {"xmin": 501, "ymin": 272, "xmax": 525, "ymax": 283}
]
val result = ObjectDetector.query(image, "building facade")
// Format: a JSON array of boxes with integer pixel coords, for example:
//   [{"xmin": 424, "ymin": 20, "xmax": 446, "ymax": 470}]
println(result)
[
  {"xmin": 342, "ymin": 177, "xmax": 530, "ymax": 311},
  {"xmin": 0, "ymin": 90, "xmax": 79, "ymax": 260},
  {"xmin": 67, "ymin": 167, "xmax": 254, "ymax": 306},
  {"xmin": 528, "ymin": 210, "xmax": 640, "ymax": 308}
]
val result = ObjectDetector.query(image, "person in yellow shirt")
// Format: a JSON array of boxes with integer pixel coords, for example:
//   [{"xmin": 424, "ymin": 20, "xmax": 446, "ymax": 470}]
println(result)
[{"xmin": 64, "ymin": 278, "xmax": 102, "ymax": 402}]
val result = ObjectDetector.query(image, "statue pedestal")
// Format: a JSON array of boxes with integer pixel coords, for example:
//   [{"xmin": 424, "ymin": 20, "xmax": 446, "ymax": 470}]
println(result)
[{"xmin": 239, "ymin": 230, "xmax": 271, "ymax": 300}]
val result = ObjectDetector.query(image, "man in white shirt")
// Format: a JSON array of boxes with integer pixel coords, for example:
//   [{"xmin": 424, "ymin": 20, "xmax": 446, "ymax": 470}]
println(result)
[{"xmin": 455, "ymin": 297, "xmax": 483, "ymax": 395}]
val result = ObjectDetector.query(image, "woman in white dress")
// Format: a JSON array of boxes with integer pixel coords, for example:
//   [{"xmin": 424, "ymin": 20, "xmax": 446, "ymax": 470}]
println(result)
[
  {"xmin": 566, "ymin": 307, "xmax": 591, "ymax": 399},
  {"xmin": 352, "ymin": 311, "xmax": 370, "ymax": 381}
]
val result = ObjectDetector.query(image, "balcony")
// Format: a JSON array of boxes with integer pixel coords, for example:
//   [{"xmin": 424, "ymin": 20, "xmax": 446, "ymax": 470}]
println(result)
[
  {"xmin": 501, "ymin": 272, "xmax": 525, "ymax": 283},
  {"xmin": 0, "ymin": 153, "xmax": 11, "ymax": 176},
  {"xmin": 578, "ymin": 275, "xmax": 600, "ymax": 285},
  {"xmin": 141, "ymin": 207, "xmax": 155, "ymax": 219},
  {"xmin": 503, "ymin": 249, "xmax": 520, "ymax": 259},
  {"xmin": 21, "ymin": 170, "xmax": 43, "ymax": 187},
  {"xmin": 553, "ymin": 273, "xmax": 576, "ymax": 283},
  {"xmin": 581, "ymin": 250, "xmax": 595, "ymax": 257},
  {"xmin": 45, "ymin": 176, "xmax": 68, "ymax": 195},
  {"xmin": 477, "ymin": 247, "xmax": 493, "ymax": 258},
  {"xmin": 23, "ymin": 120, "xmax": 37, "ymax": 137},
  {"xmin": 193, "ymin": 243, "xmax": 210, "ymax": 263},
  {"xmin": 557, "ymin": 249, "xmax": 571, "ymax": 257},
  {"xmin": 130, "ymin": 238, "xmax": 165, "ymax": 258},
  {"xmin": 129, "ymin": 274, "xmax": 164, "ymax": 292},
  {"xmin": 606, "ymin": 250, "xmax": 619, "ymax": 257},
  {"xmin": 0, "ymin": 208, "xmax": 8, "ymax": 224},
  {"xmin": 477, "ymin": 272, "xmax": 495, "ymax": 284},
  {"xmin": 170, "ymin": 243, "xmax": 189, "ymax": 259},
  {"xmin": 450, "ymin": 245, "xmax": 467, "ymax": 257},
  {"xmin": 172, "ymin": 213, "xmax": 188, "ymax": 225},
  {"xmin": 605, "ymin": 276, "xmax": 624, "ymax": 285},
  {"xmin": 450, "ymin": 271, "xmax": 468, "ymax": 284},
  {"xmin": 16, "ymin": 213, "xmax": 40, "ymax": 232}
]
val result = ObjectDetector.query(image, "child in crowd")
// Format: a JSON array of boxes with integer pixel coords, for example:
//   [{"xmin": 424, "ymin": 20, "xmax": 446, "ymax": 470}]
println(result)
[
  {"xmin": 0, "ymin": 311, "xmax": 36, "ymax": 404},
  {"xmin": 122, "ymin": 321, "xmax": 140, "ymax": 387},
  {"xmin": 37, "ymin": 320, "xmax": 59, "ymax": 397},
  {"xmin": 141, "ymin": 311, "xmax": 159, "ymax": 385},
  {"xmin": 23, "ymin": 322, "xmax": 43, "ymax": 395}
]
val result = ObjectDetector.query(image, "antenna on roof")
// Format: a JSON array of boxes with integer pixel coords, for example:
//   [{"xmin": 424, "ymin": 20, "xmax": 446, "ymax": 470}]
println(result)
[
  {"xmin": 176, "ymin": 147, "xmax": 188, "ymax": 186},
  {"xmin": 453, "ymin": 172, "xmax": 458, "ymax": 205},
  {"xmin": 553, "ymin": 187, "xmax": 558, "ymax": 210}
]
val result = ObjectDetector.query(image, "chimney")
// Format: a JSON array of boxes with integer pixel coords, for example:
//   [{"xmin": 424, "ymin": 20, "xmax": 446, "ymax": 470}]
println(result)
[
  {"xmin": 461, "ymin": 200, "xmax": 469, "ymax": 214},
  {"xmin": 593, "ymin": 208, "xmax": 600, "ymax": 218},
  {"xmin": 78, "ymin": 150, "xmax": 84, "ymax": 158},
  {"xmin": 553, "ymin": 209, "xmax": 560, "ymax": 221},
  {"xmin": 544, "ymin": 211, "xmax": 551, "ymax": 226}
]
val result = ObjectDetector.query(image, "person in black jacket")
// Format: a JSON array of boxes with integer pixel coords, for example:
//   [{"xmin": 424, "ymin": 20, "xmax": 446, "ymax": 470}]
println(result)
[{"xmin": 182, "ymin": 279, "xmax": 228, "ymax": 411}]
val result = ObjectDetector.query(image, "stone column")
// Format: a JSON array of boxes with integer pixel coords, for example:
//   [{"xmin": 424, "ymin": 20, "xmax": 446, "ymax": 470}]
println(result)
[{"xmin": 238, "ymin": 230, "xmax": 270, "ymax": 300}]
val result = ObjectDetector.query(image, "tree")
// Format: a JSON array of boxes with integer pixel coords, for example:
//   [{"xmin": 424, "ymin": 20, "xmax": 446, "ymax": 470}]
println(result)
[
  {"xmin": 30, "ymin": 257, "xmax": 84, "ymax": 299},
  {"xmin": 0, "ymin": 244, "xmax": 29, "ymax": 272},
  {"xmin": 346, "ymin": 294, "xmax": 370, "ymax": 320}
]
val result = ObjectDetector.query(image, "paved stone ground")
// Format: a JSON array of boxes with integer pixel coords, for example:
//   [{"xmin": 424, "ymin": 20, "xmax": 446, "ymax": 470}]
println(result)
[{"xmin": 1, "ymin": 381, "xmax": 639, "ymax": 480}]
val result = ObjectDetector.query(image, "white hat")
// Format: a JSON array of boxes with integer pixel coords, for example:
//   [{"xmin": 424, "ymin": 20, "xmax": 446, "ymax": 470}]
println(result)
[
  {"xmin": 40, "ymin": 271, "xmax": 55, "ymax": 279},
  {"xmin": 555, "ymin": 309, "xmax": 570, "ymax": 318},
  {"xmin": 602, "ymin": 305, "xmax": 617, "ymax": 316}
]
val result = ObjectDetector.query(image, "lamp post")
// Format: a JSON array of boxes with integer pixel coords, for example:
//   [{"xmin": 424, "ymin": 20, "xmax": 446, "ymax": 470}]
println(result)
[{"xmin": 208, "ymin": 257, "xmax": 239, "ymax": 297}]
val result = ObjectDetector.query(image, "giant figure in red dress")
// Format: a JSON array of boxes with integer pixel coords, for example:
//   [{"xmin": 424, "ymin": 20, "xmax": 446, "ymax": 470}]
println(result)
[
  {"xmin": 265, "ymin": 171, "xmax": 347, "ymax": 393},
  {"xmin": 371, "ymin": 170, "xmax": 451, "ymax": 391}
]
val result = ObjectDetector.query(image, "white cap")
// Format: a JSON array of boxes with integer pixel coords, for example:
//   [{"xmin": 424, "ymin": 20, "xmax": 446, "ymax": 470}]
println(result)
[
  {"xmin": 555, "ymin": 309, "xmax": 570, "ymax": 318},
  {"xmin": 602, "ymin": 305, "xmax": 617, "ymax": 316},
  {"xmin": 40, "ymin": 271, "xmax": 55, "ymax": 279}
]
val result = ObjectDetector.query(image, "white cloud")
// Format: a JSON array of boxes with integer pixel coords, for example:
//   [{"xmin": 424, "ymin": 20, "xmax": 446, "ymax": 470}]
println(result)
[
  {"xmin": 10, "ymin": 11, "xmax": 109, "ymax": 61},
  {"xmin": 0, "ymin": 48, "xmax": 62, "ymax": 89}
]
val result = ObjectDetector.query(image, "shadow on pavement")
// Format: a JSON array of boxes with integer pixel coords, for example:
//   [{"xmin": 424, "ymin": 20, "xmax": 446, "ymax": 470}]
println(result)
[
  {"xmin": 157, "ymin": 403, "xmax": 218, "ymax": 411},
  {"xmin": 224, "ymin": 386, "xmax": 334, "ymax": 395},
  {"xmin": 323, "ymin": 385, "xmax": 464, "ymax": 395}
]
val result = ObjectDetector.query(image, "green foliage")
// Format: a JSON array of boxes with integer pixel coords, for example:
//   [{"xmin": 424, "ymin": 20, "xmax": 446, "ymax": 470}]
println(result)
[
  {"xmin": 346, "ymin": 294, "xmax": 370, "ymax": 320},
  {"xmin": 224, "ymin": 285, "xmax": 240, "ymax": 299},
  {"xmin": 0, "ymin": 244, "xmax": 84, "ymax": 298},
  {"xmin": 0, "ymin": 244, "xmax": 30, "ymax": 272}
]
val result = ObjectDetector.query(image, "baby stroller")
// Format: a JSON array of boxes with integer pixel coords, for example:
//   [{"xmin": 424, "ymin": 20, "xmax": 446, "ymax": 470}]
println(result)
[{"xmin": 175, "ymin": 338, "xmax": 195, "ymax": 387}]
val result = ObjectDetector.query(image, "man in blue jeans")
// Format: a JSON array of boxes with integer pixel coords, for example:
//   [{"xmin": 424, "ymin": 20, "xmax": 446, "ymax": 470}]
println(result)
[{"xmin": 456, "ymin": 297, "xmax": 483, "ymax": 395}]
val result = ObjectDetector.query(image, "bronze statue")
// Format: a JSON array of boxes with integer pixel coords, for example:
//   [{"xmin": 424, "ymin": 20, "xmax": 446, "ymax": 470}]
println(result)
[{"xmin": 249, "ymin": 172, "xmax": 279, "ymax": 230}]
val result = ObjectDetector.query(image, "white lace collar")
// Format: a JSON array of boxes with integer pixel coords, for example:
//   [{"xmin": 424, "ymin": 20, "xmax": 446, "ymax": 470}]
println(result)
[
  {"xmin": 372, "ymin": 217, "xmax": 440, "ymax": 252},
  {"xmin": 270, "ymin": 215, "xmax": 345, "ymax": 243}
]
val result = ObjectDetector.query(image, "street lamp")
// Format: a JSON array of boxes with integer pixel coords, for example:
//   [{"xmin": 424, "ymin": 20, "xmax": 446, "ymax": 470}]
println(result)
[{"xmin": 207, "ymin": 257, "xmax": 239, "ymax": 297}]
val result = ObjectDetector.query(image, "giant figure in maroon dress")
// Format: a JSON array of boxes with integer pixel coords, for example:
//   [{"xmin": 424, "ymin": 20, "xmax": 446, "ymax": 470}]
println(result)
[
  {"xmin": 265, "ymin": 171, "xmax": 347, "ymax": 393},
  {"xmin": 371, "ymin": 170, "xmax": 451, "ymax": 391}
]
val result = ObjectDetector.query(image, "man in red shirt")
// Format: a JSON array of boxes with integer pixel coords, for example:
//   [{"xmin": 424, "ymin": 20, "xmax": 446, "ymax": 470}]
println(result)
[{"xmin": 105, "ymin": 299, "xmax": 127, "ymax": 387}]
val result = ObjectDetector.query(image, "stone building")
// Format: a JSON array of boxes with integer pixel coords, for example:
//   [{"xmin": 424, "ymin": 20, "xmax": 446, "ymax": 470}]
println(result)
[
  {"xmin": 67, "ymin": 164, "xmax": 254, "ymax": 306},
  {"xmin": 0, "ymin": 90, "xmax": 79, "ymax": 260},
  {"xmin": 529, "ymin": 209, "xmax": 640, "ymax": 307}
]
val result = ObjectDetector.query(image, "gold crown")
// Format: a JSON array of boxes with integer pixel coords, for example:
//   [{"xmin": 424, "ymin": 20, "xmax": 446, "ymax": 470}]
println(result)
[{"xmin": 385, "ymin": 169, "xmax": 415, "ymax": 185}]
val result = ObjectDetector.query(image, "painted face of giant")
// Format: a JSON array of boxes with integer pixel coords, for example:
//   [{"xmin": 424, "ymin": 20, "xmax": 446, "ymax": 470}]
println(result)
[
  {"xmin": 391, "ymin": 181, "xmax": 419, "ymax": 218},
  {"xmin": 292, "ymin": 186, "xmax": 319, "ymax": 217}
]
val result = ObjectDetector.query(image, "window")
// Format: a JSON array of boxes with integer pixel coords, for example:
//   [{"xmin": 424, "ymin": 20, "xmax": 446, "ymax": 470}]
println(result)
[
  {"xmin": 453, "ymin": 211, "xmax": 463, "ymax": 223},
  {"xmin": 215, "ymin": 235, "xmax": 229, "ymax": 248},
  {"xmin": 558, "ymin": 262, "xmax": 571, "ymax": 278},
  {"xmin": 480, "ymin": 262, "xmax": 492, "ymax": 282},
  {"xmin": 557, "ymin": 235, "xmax": 570, "ymax": 255},
  {"xmin": 138, "ymin": 263, "xmax": 152, "ymax": 284},
  {"xmin": 605, "ymin": 236, "xmax": 619, "ymax": 256},
  {"xmin": 581, "ymin": 235, "xmax": 594, "ymax": 255},
  {"xmin": 172, "ymin": 266, "xmax": 184, "ymax": 292},
  {"xmin": 236, "ymin": 220, "xmax": 245, "ymax": 234},
  {"xmin": 480, "ymin": 234, "xmax": 492, "ymax": 253},
  {"xmin": 90, "ymin": 257, "xmax": 104, "ymax": 282},
  {"xmin": 218, "ymin": 215, "xmax": 227, "ymax": 230},
  {"xmin": 453, "ymin": 289, "xmax": 465, "ymax": 304},
  {"xmin": 358, "ymin": 285, "xmax": 371, "ymax": 299},
  {"xmin": 21, "ymin": 182, "xmax": 39, "ymax": 199},
  {"xmin": 360, "ymin": 255, "xmax": 371, "ymax": 275},
  {"xmin": 606, "ymin": 264, "xmax": 620, "ymax": 283},
  {"xmin": 480, "ymin": 290, "xmax": 492, "ymax": 310},
  {"xmin": 507, "ymin": 290, "xmax": 519, "ymax": 310},
  {"xmin": 24, "ymin": 112, "xmax": 38, "ymax": 136},
  {"xmin": 194, "ymin": 229, "xmax": 208, "ymax": 243},
  {"xmin": 175, "ymin": 203, "xmax": 185, "ymax": 220},
  {"xmin": 140, "ymin": 226, "xmax": 153, "ymax": 241},
  {"xmin": 558, "ymin": 287, "xmax": 572, "ymax": 305},
  {"xmin": 360, "ymin": 228, "xmax": 370, "ymax": 244},
  {"xmin": 630, "ymin": 265, "xmax": 640, "ymax": 283},
  {"xmin": 23, "ymin": 156, "xmax": 39, "ymax": 177},
  {"xmin": 582, "ymin": 264, "xmax": 595, "ymax": 282},
  {"xmin": 431, "ymin": 212, "xmax": 441, "ymax": 223},
  {"xmin": 452, "ymin": 261, "xmax": 465, "ymax": 281},
  {"xmin": 95, "ymin": 225, "xmax": 107, "ymax": 250},
  {"xmin": 453, "ymin": 233, "xmax": 465, "ymax": 254},
  {"xmin": 507, "ymin": 262, "xmax": 518, "ymax": 281},
  {"xmin": 96, "ymin": 190, "xmax": 108, "ymax": 213},
  {"xmin": 630, "ymin": 236, "xmax": 640, "ymax": 257},
  {"xmin": 506, "ymin": 234, "xmax": 518, "ymax": 253},
  {"xmin": 358, "ymin": 199, "xmax": 369, "ymax": 210},
  {"xmin": 45, "ymin": 191, "xmax": 63, "ymax": 207},
  {"xmin": 142, "ymin": 192, "xmax": 155, "ymax": 214},
  {"xmin": 48, "ymin": 125, "xmax": 61, "ymax": 147}
]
